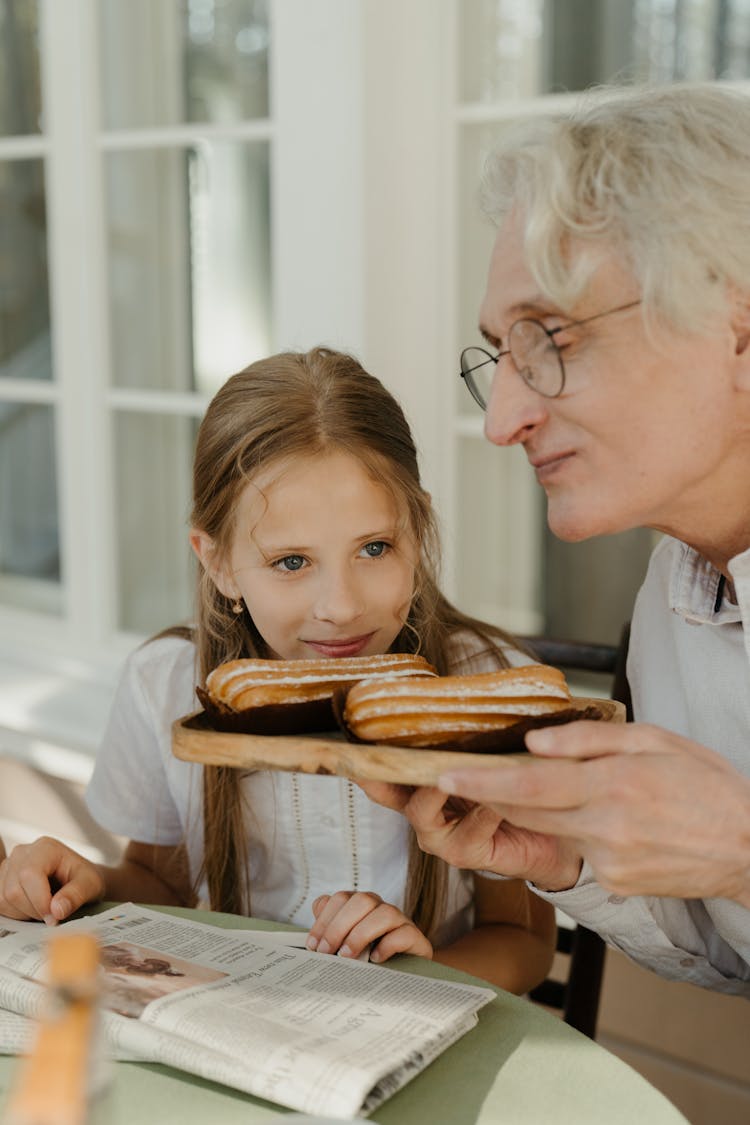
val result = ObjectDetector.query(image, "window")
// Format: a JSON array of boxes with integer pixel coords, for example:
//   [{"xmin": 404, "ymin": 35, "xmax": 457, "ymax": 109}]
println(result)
[
  {"xmin": 1, "ymin": 1, "xmax": 272, "ymax": 643},
  {"xmin": 0, "ymin": 2, "xmax": 55, "ymax": 617},
  {"xmin": 2, "ymin": 0, "xmax": 749, "ymax": 765},
  {"xmin": 0, "ymin": 0, "xmax": 390, "ymax": 760}
]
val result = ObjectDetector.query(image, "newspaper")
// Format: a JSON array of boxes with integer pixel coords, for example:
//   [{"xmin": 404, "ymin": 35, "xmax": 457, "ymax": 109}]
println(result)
[{"xmin": 0, "ymin": 905, "xmax": 494, "ymax": 1119}]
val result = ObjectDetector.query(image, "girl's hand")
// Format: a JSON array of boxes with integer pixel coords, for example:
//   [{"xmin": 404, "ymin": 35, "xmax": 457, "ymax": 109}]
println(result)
[
  {"xmin": 0, "ymin": 837, "xmax": 105, "ymax": 924},
  {"xmin": 306, "ymin": 890, "xmax": 433, "ymax": 963}
]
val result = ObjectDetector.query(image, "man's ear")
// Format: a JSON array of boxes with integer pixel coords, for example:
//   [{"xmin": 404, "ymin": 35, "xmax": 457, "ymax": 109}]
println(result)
[
  {"xmin": 189, "ymin": 529, "xmax": 236, "ymax": 601},
  {"xmin": 728, "ymin": 297, "xmax": 750, "ymax": 357},
  {"xmin": 730, "ymin": 293, "xmax": 750, "ymax": 387}
]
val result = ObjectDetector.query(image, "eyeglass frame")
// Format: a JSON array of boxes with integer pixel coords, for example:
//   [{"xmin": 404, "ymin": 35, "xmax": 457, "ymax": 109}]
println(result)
[{"xmin": 459, "ymin": 299, "xmax": 642, "ymax": 409}]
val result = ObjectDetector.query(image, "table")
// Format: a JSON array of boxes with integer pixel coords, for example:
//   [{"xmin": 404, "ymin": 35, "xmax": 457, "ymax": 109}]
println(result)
[{"xmin": 0, "ymin": 906, "xmax": 688, "ymax": 1124}]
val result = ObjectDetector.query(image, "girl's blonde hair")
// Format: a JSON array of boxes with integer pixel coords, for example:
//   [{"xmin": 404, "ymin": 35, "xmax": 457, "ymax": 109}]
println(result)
[
  {"xmin": 189, "ymin": 346, "xmax": 520, "ymax": 935},
  {"xmin": 480, "ymin": 82, "xmax": 750, "ymax": 332}
]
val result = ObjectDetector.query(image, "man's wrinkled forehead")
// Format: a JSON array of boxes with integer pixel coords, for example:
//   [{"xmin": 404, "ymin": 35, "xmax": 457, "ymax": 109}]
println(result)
[
  {"xmin": 478, "ymin": 212, "xmax": 625, "ymax": 337},
  {"xmin": 478, "ymin": 215, "xmax": 547, "ymax": 335}
]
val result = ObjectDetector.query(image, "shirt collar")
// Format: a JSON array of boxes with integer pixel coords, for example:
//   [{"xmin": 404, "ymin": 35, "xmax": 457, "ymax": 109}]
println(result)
[{"xmin": 669, "ymin": 541, "xmax": 743, "ymax": 625}]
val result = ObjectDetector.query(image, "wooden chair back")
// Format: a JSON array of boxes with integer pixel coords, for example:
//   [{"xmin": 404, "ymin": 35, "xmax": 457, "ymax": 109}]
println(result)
[{"xmin": 522, "ymin": 624, "xmax": 632, "ymax": 1039}]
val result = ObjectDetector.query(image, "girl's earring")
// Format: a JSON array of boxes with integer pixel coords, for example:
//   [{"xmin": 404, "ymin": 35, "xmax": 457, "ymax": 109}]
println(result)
[{"xmin": 232, "ymin": 599, "xmax": 244, "ymax": 615}]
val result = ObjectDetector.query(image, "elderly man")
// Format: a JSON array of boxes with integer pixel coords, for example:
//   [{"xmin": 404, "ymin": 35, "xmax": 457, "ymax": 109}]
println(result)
[{"xmin": 367, "ymin": 82, "xmax": 750, "ymax": 996}]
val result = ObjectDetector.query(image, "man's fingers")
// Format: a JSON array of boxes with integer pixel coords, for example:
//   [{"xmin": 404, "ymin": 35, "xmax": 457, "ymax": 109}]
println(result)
[
  {"xmin": 487, "ymin": 802, "xmax": 594, "ymax": 841},
  {"xmin": 403, "ymin": 785, "xmax": 464, "ymax": 828},
  {"xmin": 525, "ymin": 720, "xmax": 719, "ymax": 764},
  {"xmin": 436, "ymin": 802, "xmax": 507, "ymax": 869},
  {"xmin": 438, "ymin": 757, "xmax": 594, "ymax": 811},
  {"xmin": 357, "ymin": 780, "xmax": 414, "ymax": 811},
  {"xmin": 405, "ymin": 790, "xmax": 504, "ymax": 869}
]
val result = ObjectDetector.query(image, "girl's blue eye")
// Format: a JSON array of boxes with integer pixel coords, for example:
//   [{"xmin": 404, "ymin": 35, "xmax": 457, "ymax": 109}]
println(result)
[
  {"xmin": 273, "ymin": 555, "xmax": 306, "ymax": 572},
  {"xmin": 361, "ymin": 540, "xmax": 388, "ymax": 558}
]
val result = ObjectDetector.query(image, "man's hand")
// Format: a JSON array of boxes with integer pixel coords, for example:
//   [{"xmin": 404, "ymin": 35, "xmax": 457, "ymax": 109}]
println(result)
[
  {"xmin": 360, "ymin": 780, "xmax": 582, "ymax": 891},
  {"xmin": 438, "ymin": 721, "xmax": 750, "ymax": 904}
]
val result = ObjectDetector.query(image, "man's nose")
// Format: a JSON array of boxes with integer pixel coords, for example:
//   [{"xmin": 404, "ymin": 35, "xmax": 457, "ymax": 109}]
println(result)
[
  {"xmin": 312, "ymin": 569, "xmax": 365, "ymax": 624},
  {"xmin": 483, "ymin": 355, "xmax": 548, "ymax": 447}
]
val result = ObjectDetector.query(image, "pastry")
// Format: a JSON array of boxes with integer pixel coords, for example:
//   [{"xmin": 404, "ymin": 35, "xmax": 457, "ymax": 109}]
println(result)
[
  {"xmin": 205, "ymin": 653, "xmax": 437, "ymax": 711},
  {"xmin": 342, "ymin": 663, "xmax": 573, "ymax": 747},
  {"xmin": 198, "ymin": 653, "xmax": 437, "ymax": 735}
]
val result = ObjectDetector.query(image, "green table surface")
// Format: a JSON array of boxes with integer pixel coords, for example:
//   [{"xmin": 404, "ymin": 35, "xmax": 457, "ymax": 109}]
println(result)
[{"xmin": 0, "ymin": 905, "xmax": 688, "ymax": 1124}]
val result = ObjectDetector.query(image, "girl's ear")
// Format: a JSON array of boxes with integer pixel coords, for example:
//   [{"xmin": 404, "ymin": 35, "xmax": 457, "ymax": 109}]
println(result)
[{"xmin": 189, "ymin": 529, "xmax": 237, "ymax": 601}]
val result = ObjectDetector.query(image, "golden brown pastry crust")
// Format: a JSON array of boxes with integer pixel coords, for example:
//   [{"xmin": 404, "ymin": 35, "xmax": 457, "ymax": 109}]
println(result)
[
  {"xmin": 342, "ymin": 664, "xmax": 572, "ymax": 746},
  {"xmin": 204, "ymin": 653, "xmax": 438, "ymax": 713}
]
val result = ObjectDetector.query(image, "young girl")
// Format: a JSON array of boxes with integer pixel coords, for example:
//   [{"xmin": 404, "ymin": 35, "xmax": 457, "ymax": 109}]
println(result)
[{"xmin": 0, "ymin": 348, "xmax": 554, "ymax": 994}]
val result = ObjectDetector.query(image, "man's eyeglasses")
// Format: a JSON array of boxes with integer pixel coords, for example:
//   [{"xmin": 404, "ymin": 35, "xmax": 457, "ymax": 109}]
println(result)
[{"xmin": 459, "ymin": 300, "xmax": 641, "ymax": 409}]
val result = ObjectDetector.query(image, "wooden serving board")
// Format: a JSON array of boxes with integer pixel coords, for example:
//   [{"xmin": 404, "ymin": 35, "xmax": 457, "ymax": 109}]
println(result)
[{"xmin": 172, "ymin": 697, "xmax": 625, "ymax": 787}]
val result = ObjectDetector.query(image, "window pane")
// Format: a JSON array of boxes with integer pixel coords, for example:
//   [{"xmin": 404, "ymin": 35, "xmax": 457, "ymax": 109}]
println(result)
[
  {"xmin": 0, "ymin": 0, "xmax": 41, "ymax": 136},
  {"xmin": 105, "ymin": 142, "xmax": 271, "ymax": 395},
  {"xmin": 455, "ymin": 435, "xmax": 544, "ymax": 637},
  {"xmin": 0, "ymin": 401, "xmax": 61, "ymax": 613},
  {"xmin": 543, "ymin": 527, "xmax": 653, "ymax": 646},
  {"xmin": 459, "ymin": 0, "xmax": 546, "ymax": 103},
  {"xmin": 114, "ymin": 411, "xmax": 197, "ymax": 634},
  {"xmin": 456, "ymin": 123, "xmax": 509, "ymax": 416},
  {"xmin": 0, "ymin": 158, "xmax": 51, "ymax": 382},
  {"xmin": 459, "ymin": 0, "xmax": 750, "ymax": 103},
  {"xmin": 99, "ymin": 0, "xmax": 269, "ymax": 129}
]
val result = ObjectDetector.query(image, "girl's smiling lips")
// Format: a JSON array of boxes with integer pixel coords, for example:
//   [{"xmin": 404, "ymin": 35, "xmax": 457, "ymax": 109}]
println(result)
[{"xmin": 302, "ymin": 633, "xmax": 376, "ymax": 658}]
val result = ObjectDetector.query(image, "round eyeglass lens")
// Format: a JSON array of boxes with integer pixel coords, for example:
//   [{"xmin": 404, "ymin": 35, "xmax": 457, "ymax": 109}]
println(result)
[
  {"xmin": 459, "ymin": 346, "xmax": 496, "ymax": 409},
  {"xmin": 508, "ymin": 319, "xmax": 564, "ymax": 397}
]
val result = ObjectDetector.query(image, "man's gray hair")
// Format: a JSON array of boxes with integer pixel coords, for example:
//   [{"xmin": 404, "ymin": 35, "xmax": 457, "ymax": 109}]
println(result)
[{"xmin": 480, "ymin": 83, "xmax": 750, "ymax": 332}]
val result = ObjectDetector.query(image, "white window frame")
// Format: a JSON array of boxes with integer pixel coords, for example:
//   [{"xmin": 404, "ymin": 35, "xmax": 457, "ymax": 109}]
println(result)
[{"xmin": 0, "ymin": 0, "xmax": 455, "ymax": 772}]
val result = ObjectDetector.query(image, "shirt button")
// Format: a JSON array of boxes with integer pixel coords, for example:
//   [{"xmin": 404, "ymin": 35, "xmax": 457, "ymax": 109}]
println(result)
[
  {"xmin": 607, "ymin": 894, "xmax": 626, "ymax": 905},
  {"xmin": 320, "ymin": 814, "xmax": 335, "ymax": 828},
  {"xmin": 680, "ymin": 957, "xmax": 695, "ymax": 968}
]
